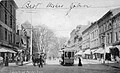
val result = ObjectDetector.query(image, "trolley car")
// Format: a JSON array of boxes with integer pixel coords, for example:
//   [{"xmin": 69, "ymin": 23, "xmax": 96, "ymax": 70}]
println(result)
[{"xmin": 60, "ymin": 47, "xmax": 76, "ymax": 65}]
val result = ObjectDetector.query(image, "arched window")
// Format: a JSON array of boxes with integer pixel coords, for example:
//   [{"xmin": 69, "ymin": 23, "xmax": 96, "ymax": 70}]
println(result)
[{"xmin": 108, "ymin": 21, "xmax": 112, "ymax": 29}]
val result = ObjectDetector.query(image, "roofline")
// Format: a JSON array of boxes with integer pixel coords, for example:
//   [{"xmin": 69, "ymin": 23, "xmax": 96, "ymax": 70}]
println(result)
[
  {"xmin": 82, "ymin": 21, "xmax": 97, "ymax": 34},
  {"xmin": 97, "ymin": 10, "xmax": 112, "ymax": 24}
]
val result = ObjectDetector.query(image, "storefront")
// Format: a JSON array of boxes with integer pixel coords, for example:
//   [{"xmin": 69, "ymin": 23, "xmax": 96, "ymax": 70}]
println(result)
[
  {"xmin": 83, "ymin": 49, "xmax": 91, "ymax": 59},
  {"xmin": 111, "ymin": 41, "xmax": 120, "ymax": 61},
  {"xmin": 91, "ymin": 49, "xmax": 98, "ymax": 59},
  {"xmin": 0, "ymin": 46, "xmax": 16, "ymax": 66},
  {"xmin": 94, "ymin": 48, "xmax": 104, "ymax": 60}
]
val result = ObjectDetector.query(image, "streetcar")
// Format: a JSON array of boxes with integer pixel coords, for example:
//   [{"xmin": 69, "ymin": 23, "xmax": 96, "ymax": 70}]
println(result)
[{"xmin": 60, "ymin": 47, "xmax": 76, "ymax": 65}]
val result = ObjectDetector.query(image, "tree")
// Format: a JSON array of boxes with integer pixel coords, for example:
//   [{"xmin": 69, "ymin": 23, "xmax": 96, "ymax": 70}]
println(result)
[
  {"xmin": 32, "ymin": 25, "xmax": 55, "ymax": 54},
  {"xmin": 32, "ymin": 24, "xmax": 68, "ymax": 58}
]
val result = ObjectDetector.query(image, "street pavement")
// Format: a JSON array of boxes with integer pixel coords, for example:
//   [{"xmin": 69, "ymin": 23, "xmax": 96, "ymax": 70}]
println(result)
[{"xmin": 0, "ymin": 59, "xmax": 120, "ymax": 73}]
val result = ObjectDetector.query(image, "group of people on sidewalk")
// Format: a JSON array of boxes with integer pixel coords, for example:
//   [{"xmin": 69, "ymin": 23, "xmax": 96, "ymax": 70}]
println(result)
[{"xmin": 32, "ymin": 53, "xmax": 46, "ymax": 68}]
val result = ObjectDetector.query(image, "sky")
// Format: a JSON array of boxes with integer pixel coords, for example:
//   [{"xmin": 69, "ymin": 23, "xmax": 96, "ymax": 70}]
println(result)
[{"xmin": 15, "ymin": 0, "xmax": 120, "ymax": 38}]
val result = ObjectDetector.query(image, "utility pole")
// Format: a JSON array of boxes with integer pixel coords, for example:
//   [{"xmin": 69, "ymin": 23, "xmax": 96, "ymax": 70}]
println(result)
[{"xmin": 101, "ymin": 34, "xmax": 106, "ymax": 64}]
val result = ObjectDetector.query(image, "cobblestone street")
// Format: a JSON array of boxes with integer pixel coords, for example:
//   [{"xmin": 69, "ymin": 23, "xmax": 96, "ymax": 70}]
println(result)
[{"xmin": 0, "ymin": 59, "xmax": 120, "ymax": 73}]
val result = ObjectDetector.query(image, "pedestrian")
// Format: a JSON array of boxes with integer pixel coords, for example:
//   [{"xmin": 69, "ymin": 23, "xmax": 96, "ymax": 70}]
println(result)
[
  {"xmin": 39, "ymin": 55, "xmax": 43, "ymax": 68},
  {"xmin": 78, "ymin": 57, "xmax": 82, "ymax": 66},
  {"xmin": 5, "ymin": 53, "xmax": 9, "ymax": 66}
]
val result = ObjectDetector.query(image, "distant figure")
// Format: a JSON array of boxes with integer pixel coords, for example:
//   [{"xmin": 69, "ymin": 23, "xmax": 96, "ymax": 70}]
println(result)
[
  {"xmin": 78, "ymin": 57, "xmax": 82, "ymax": 66},
  {"xmin": 61, "ymin": 54, "xmax": 64, "ymax": 65},
  {"xmin": 39, "ymin": 55, "xmax": 43, "ymax": 68}
]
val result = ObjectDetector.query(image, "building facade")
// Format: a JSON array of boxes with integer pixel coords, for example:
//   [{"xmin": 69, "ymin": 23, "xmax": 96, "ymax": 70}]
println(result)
[
  {"xmin": 112, "ymin": 11, "xmax": 120, "ymax": 44},
  {"xmin": 89, "ymin": 22, "xmax": 100, "ymax": 50},
  {"xmin": 82, "ymin": 28, "xmax": 90, "ymax": 51},
  {"xmin": 0, "ymin": 0, "xmax": 18, "ymax": 63},
  {"xmin": 97, "ymin": 11, "xmax": 113, "ymax": 47}
]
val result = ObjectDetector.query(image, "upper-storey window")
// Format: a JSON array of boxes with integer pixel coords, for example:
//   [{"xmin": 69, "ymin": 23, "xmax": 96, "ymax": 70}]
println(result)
[
  {"xmin": 5, "ymin": 10, "xmax": 7, "ymax": 25},
  {"xmin": 10, "ymin": 5, "xmax": 12, "ymax": 14},
  {"xmin": 108, "ymin": 21, "xmax": 112, "ymax": 30},
  {"xmin": 5, "ymin": 28, "xmax": 7, "ymax": 41},
  {"xmin": 10, "ymin": 16, "xmax": 12, "ymax": 28},
  {"xmin": 5, "ymin": 1, "xmax": 7, "ymax": 7}
]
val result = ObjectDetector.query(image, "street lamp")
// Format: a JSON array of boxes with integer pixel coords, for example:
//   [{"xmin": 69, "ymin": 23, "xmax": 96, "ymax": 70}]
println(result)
[{"xmin": 101, "ymin": 34, "xmax": 106, "ymax": 64}]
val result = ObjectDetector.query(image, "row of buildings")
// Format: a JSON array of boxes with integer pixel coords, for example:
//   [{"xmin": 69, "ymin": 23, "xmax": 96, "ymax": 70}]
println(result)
[
  {"xmin": 0, "ymin": 0, "xmax": 31, "ymax": 65},
  {"xmin": 67, "ymin": 7, "xmax": 120, "ymax": 60}
]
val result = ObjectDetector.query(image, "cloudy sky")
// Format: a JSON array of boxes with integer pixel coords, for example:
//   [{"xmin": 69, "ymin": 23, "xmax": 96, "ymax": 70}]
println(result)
[{"xmin": 15, "ymin": 0, "xmax": 120, "ymax": 37}]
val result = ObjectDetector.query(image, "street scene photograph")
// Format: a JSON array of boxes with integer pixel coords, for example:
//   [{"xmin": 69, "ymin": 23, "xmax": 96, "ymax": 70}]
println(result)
[{"xmin": 0, "ymin": 0, "xmax": 120, "ymax": 73}]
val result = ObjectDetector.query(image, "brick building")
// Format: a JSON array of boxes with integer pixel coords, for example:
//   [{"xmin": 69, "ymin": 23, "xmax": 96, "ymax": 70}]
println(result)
[{"xmin": 0, "ymin": 0, "xmax": 18, "ymax": 63}]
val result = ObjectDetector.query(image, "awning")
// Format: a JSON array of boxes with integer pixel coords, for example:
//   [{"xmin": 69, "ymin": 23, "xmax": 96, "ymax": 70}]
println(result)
[
  {"xmin": 114, "ymin": 45, "xmax": 120, "ymax": 51},
  {"xmin": 95, "ymin": 48, "xmax": 104, "ymax": 54},
  {"xmin": 0, "ymin": 47, "xmax": 16, "ymax": 53},
  {"xmin": 75, "ymin": 50, "xmax": 83, "ymax": 56},
  {"xmin": 105, "ymin": 46, "xmax": 113, "ymax": 53},
  {"xmin": 91, "ymin": 49, "xmax": 97, "ymax": 54},
  {"xmin": 83, "ymin": 49, "xmax": 91, "ymax": 54},
  {"xmin": 112, "ymin": 41, "xmax": 120, "ymax": 46},
  {"xmin": 62, "ymin": 47, "xmax": 77, "ymax": 51}
]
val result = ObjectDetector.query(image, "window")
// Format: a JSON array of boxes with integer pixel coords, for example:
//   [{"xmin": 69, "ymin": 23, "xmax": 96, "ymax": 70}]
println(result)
[
  {"xmin": 103, "ymin": 24, "xmax": 105, "ymax": 32},
  {"xmin": 116, "ymin": 32, "xmax": 118, "ymax": 41},
  {"xmin": 5, "ymin": 1, "xmax": 7, "ymax": 7},
  {"xmin": 10, "ymin": 32, "xmax": 12, "ymax": 43},
  {"xmin": 13, "ymin": 20, "xmax": 16, "ymax": 30},
  {"xmin": 119, "ymin": 31, "xmax": 120, "ymax": 40},
  {"xmin": 13, "ymin": 34, "xmax": 15, "ymax": 44},
  {"xmin": 5, "ymin": 10, "xmax": 7, "ymax": 25},
  {"xmin": 5, "ymin": 28, "xmax": 7, "ymax": 40},
  {"xmin": 108, "ymin": 22, "xmax": 112, "ymax": 30},
  {"xmin": 10, "ymin": 16, "xmax": 12, "ymax": 28},
  {"xmin": 0, "ymin": 10, "xmax": 1, "ymax": 19},
  {"xmin": 93, "ymin": 32, "xmax": 94, "ymax": 39},
  {"xmin": 105, "ymin": 23, "xmax": 107, "ymax": 31},
  {"xmin": 107, "ymin": 33, "xmax": 109, "ymax": 44},
  {"xmin": 65, "ymin": 52, "xmax": 67, "ymax": 57},
  {"xmin": 110, "ymin": 32, "xmax": 112, "ymax": 43},
  {"xmin": 10, "ymin": 5, "xmax": 12, "ymax": 13},
  {"xmin": 68, "ymin": 52, "xmax": 71, "ymax": 58},
  {"xmin": 11, "ymin": 32, "xmax": 12, "ymax": 43}
]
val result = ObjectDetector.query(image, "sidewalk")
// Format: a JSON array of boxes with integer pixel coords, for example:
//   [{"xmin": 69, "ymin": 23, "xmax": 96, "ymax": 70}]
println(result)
[
  {"xmin": 9, "ymin": 61, "xmax": 32, "ymax": 66},
  {"xmin": 104, "ymin": 62, "xmax": 120, "ymax": 69},
  {"xmin": 83, "ymin": 59, "xmax": 120, "ymax": 69},
  {"xmin": 0, "ymin": 61, "xmax": 32, "ymax": 67}
]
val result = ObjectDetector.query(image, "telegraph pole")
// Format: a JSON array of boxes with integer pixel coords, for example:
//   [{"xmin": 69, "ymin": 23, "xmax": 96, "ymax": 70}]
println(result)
[{"xmin": 101, "ymin": 34, "xmax": 106, "ymax": 64}]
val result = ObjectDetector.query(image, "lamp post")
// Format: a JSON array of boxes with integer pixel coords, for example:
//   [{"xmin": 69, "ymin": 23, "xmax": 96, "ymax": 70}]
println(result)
[{"xmin": 101, "ymin": 34, "xmax": 106, "ymax": 64}]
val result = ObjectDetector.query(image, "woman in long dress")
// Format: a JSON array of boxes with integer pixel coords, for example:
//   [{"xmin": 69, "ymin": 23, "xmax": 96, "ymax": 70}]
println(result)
[{"xmin": 78, "ymin": 57, "xmax": 82, "ymax": 66}]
